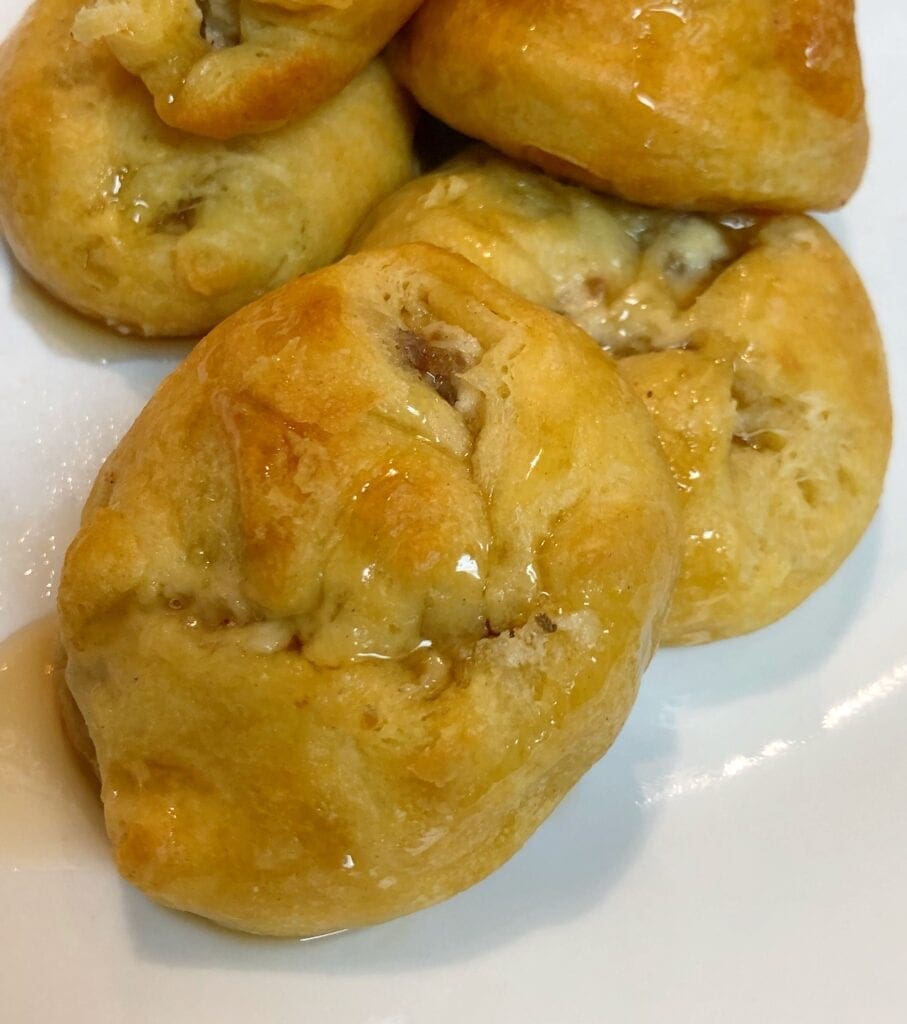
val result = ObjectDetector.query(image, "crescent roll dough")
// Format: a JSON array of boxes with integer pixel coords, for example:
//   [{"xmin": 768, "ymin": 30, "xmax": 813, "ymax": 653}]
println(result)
[
  {"xmin": 58, "ymin": 245, "xmax": 680, "ymax": 935},
  {"xmin": 73, "ymin": 0, "xmax": 424, "ymax": 139},
  {"xmin": 390, "ymin": 0, "xmax": 868, "ymax": 211},
  {"xmin": 353, "ymin": 150, "xmax": 892, "ymax": 644},
  {"xmin": 0, "ymin": 0, "xmax": 414, "ymax": 337}
]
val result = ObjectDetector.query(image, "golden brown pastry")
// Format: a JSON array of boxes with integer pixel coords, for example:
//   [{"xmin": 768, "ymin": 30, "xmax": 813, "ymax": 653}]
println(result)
[
  {"xmin": 73, "ymin": 0, "xmax": 424, "ymax": 139},
  {"xmin": 58, "ymin": 245, "xmax": 680, "ymax": 936},
  {"xmin": 390, "ymin": 0, "xmax": 868, "ymax": 211},
  {"xmin": 0, "ymin": 0, "xmax": 414, "ymax": 337},
  {"xmin": 354, "ymin": 150, "xmax": 892, "ymax": 643}
]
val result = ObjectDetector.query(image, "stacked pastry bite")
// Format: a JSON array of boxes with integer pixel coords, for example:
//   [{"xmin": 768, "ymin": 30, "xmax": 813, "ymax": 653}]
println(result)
[
  {"xmin": 352, "ymin": 147, "xmax": 890, "ymax": 645},
  {"xmin": 0, "ymin": 0, "xmax": 891, "ymax": 935},
  {"xmin": 0, "ymin": 0, "xmax": 419, "ymax": 335}
]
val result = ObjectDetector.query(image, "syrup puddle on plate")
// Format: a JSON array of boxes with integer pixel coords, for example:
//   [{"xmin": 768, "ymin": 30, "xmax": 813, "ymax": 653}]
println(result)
[{"xmin": 0, "ymin": 615, "xmax": 107, "ymax": 868}]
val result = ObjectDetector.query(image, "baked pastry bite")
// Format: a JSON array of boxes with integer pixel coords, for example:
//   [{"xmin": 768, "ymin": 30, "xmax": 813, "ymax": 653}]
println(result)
[
  {"xmin": 354, "ymin": 150, "xmax": 892, "ymax": 644},
  {"xmin": 58, "ymin": 245, "xmax": 680, "ymax": 936},
  {"xmin": 73, "ymin": 0, "xmax": 424, "ymax": 139},
  {"xmin": 0, "ymin": 0, "xmax": 414, "ymax": 338},
  {"xmin": 390, "ymin": 0, "xmax": 868, "ymax": 211}
]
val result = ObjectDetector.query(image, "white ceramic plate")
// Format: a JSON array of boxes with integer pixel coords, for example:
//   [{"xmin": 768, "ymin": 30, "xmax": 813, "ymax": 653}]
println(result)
[{"xmin": 2, "ymin": 3, "xmax": 905, "ymax": 1021}]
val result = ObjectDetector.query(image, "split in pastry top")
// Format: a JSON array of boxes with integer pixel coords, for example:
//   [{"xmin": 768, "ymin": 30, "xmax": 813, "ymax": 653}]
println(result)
[
  {"xmin": 74, "ymin": 0, "xmax": 425, "ymax": 139},
  {"xmin": 0, "ymin": 0, "xmax": 415, "ymax": 336},
  {"xmin": 58, "ymin": 245, "xmax": 680, "ymax": 936},
  {"xmin": 354, "ymin": 150, "xmax": 892, "ymax": 644}
]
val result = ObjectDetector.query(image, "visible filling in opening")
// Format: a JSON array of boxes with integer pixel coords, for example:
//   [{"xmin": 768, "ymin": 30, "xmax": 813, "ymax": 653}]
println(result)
[
  {"xmin": 731, "ymin": 378, "xmax": 791, "ymax": 454},
  {"xmin": 197, "ymin": 0, "xmax": 241, "ymax": 48},
  {"xmin": 152, "ymin": 197, "xmax": 202, "ymax": 236},
  {"xmin": 397, "ymin": 329, "xmax": 468, "ymax": 405},
  {"xmin": 554, "ymin": 214, "xmax": 764, "ymax": 358}
]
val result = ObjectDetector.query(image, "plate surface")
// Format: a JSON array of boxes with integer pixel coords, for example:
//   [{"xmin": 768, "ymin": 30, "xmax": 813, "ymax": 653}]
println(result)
[{"xmin": 2, "ymin": 3, "xmax": 906, "ymax": 1021}]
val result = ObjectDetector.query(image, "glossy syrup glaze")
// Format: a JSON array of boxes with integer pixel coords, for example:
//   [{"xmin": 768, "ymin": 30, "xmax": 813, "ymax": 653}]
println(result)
[{"xmin": 354, "ymin": 151, "xmax": 891, "ymax": 644}]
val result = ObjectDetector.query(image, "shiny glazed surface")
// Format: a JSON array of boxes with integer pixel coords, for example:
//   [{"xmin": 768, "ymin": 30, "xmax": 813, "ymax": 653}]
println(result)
[
  {"xmin": 0, "ymin": 0, "xmax": 415, "ymax": 336},
  {"xmin": 354, "ymin": 149, "xmax": 892, "ymax": 643},
  {"xmin": 391, "ymin": 0, "xmax": 868, "ymax": 210},
  {"xmin": 57, "ymin": 245, "xmax": 679, "ymax": 935},
  {"xmin": 2, "ymin": 2, "xmax": 907, "ymax": 1020},
  {"xmin": 74, "ymin": 0, "xmax": 424, "ymax": 139}
]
